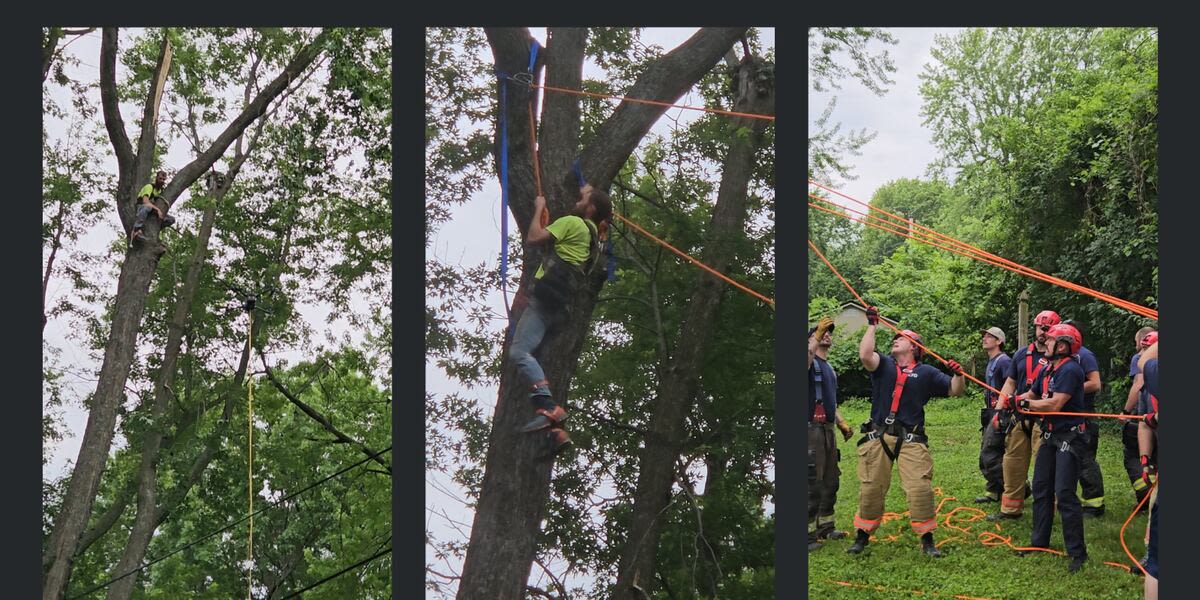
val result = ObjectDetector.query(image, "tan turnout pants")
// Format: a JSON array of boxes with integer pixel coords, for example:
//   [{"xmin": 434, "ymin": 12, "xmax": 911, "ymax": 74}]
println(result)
[
  {"xmin": 853, "ymin": 433, "xmax": 937, "ymax": 534},
  {"xmin": 1000, "ymin": 419, "xmax": 1043, "ymax": 514}
]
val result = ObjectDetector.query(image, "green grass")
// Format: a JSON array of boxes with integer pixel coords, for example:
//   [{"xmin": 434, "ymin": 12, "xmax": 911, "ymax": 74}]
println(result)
[{"xmin": 808, "ymin": 396, "xmax": 1148, "ymax": 600}]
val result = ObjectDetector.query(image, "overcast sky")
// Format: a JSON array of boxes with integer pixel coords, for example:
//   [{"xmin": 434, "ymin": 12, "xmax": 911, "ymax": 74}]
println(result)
[
  {"xmin": 43, "ymin": 29, "xmax": 381, "ymax": 480},
  {"xmin": 425, "ymin": 27, "xmax": 774, "ymax": 598},
  {"xmin": 808, "ymin": 27, "xmax": 964, "ymax": 207}
]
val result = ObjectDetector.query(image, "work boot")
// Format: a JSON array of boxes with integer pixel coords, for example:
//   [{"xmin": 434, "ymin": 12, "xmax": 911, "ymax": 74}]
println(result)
[
  {"xmin": 130, "ymin": 229, "xmax": 145, "ymax": 247},
  {"xmin": 846, "ymin": 529, "xmax": 870, "ymax": 555},
  {"xmin": 808, "ymin": 533, "xmax": 823, "ymax": 552},
  {"xmin": 1014, "ymin": 546, "xmax": 1048, "ymax": 557},
  {"xmin": 1082, "ymin": 506, "xmax": 1105, "ymax": 519},
  {"xmin": 519, "ymin": 403, "xmax": 567, "ymax": 433},
  {"xmin": 920, "ymin": 532, "xmax": 942, "ymax": 558},
  {"xmin": 986, "ymin": 511, "xmax": 1021, "ymax": 522},
  {"xmin": 542, "ymin": 427, "xmax": 571, "ymax": 457},
  {"xmin": 1068, "ymin": 556, "xmax": 1087, "ymax": 573},
  {"xmin": 815, "ymin": 523, "xmax": 848, "ymax": 540},
  {"xmin": 973, "ymin": 493, "xmax": 999, "ymax": 504}
]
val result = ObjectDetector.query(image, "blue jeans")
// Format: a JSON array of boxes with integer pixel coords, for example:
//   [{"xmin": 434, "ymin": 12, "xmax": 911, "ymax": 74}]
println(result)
[
  {"xmin": 508, "ymin": 297, "xmax": 555, "ymax": 402},
  {"xmin": 134, "ymin": 204, "xmax": 175, "ymax": 231}
]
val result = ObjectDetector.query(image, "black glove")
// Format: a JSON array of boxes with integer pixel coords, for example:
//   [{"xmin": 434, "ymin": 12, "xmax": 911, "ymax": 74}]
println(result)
[
  {"xmin": 946, "ymin": 360, "xmax": 963, "ymax": 375},
  {"xmin": 1018, "ymin": 399, "xmax": 1031, "ymax": 410},
  {"xmin": 865, "ymin": 306, "xmax": 879, "ymax": 326}
]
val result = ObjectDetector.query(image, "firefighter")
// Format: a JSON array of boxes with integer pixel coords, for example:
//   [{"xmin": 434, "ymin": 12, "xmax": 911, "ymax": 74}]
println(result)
[
  {"xmin": 1136, "ymin": 340, "xmax": 1159, "ymax": 598},
  {"xmin": 808, "ymin": 317, "xmax": 855, "ymax": 551},
  {"xmin": 1062, "ymin": 320, "xmax": 1104, "ymax": 518},
  {"xmin": 988, "ymin": 309, "xmax": 1060, "ymax": 521},
  {"xmin": 846, "ymin": 307, "xmax": 965, "ymax": 557},
  {"xmin": 1123, "ymin": 328, "xmax": 1157, "ymax": 510},
  {"xmin": 1016, "ymin": 322, "xmax": 1088, "ymax": 573}
]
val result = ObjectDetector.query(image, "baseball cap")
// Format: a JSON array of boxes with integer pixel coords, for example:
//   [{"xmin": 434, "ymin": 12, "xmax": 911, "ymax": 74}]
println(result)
[{"xmin": 980, "ymin": 326, "xmax": 1006, "ymax": 345}]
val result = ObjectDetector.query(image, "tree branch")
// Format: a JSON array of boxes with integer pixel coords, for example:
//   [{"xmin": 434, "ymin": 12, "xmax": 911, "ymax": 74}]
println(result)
[
  {"xmin": 261, "ymin": 359, "xmax": 391, "ymax": 473},
  {"xmin": 99, "ymin": 28, "xmax": 134, "ymax": 223},
  {"xmin": 159, "ymin": 28, "xmax": 332, "ymax": 211}
]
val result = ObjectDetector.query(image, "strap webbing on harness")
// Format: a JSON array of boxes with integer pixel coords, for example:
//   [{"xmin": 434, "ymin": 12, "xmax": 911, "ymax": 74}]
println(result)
[
  {"xmin": 888, "ymin": 363, "xmax": 912, "ymax": 422},
  {"xmin": 1025, "ymin": 343, "xmax": 1038, "ymax": 388},
  {"xmin": 1035, "ymin": 357, "xmax": 1070, "ymax": 431},
  {"xmin": 497, "ymin": 73, "xmax": 511, "ymax": 314},
  {"xmin": 812, "ymin": 361, "xmax": 827, "ymax": 422}
]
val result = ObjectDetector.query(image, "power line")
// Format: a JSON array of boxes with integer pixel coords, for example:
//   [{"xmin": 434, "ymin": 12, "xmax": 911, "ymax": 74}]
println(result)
[
  {"xmin": 277, "ymin": 545, "xmax": 392, "ymax": 599},
  {"xmin": 66, "ymin": 446, "xmax": 392, "ymax": 599}
]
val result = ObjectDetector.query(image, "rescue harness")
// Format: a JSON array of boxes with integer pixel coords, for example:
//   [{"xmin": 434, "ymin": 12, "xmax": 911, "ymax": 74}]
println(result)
[{"xmin": 858, "ymin": 363, "xmax": 929, "ymax": 461}]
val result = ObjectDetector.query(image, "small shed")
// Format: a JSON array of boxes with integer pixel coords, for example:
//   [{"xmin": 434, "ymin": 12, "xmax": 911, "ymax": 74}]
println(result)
[{"xmin": 831, "ymin": 301, "xmax": 898, "ymax": 337}]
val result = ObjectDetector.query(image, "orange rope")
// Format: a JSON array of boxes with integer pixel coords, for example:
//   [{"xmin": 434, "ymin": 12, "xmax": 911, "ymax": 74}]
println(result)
[
  {"xmin": 807, "ymin": 195, "xmax": 1154, "ymax": 317},
  {"xmin": 1120, "ymin": 479, "xmax": 1157, "ymax": 577},
  {"xmin": 615, "ymin": 212, "xmax": 774, "ymax": 308},
  {"xmin": 807, "ymin": 180, "xmax": 1157, "ymax": 320},
  {"xmin": 532, "ymin": 83, "xmax": 776, "ymax": 121},
  {"xmin": 807, "ymin": 237, "xmax": 1146, "ymax": 422},
  {"xmin": 822, "ymin": 579, "xmax": 998, "ymax": 600},
  {"xmin": 527, "ymin": 101, "xmax": 543, "ymax": 197}
]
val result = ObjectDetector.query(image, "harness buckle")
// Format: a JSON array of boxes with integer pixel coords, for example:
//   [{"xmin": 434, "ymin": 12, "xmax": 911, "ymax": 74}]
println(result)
[
  {"xmin": 1060, "ymin": 441, "xmax": 1070, "ymax": 453},
  {"xmin": 904, "ymin": 432, "xmax": 915, "ymax": 443},
  {"xmin": 884, "ymin": 415, "xmax": 896, "ymax": 426}
]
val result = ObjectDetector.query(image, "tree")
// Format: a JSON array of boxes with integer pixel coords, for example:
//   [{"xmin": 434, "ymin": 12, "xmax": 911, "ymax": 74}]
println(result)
[
  {"xmin": 43, "ymin": 27, "xmax": 340, "ymax": 600},
  {"xmin": 438, "ymin": 27, "xmax": 755, "ymax": 600}
]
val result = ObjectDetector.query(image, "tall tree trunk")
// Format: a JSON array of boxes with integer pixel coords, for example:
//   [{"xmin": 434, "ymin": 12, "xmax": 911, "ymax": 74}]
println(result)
[
  {"xmin": 42, "ymin": 28, "xmax": 330, "ymax": 600},
  {"xmin": 615, "ymin": 55, "xmax": 774, "ymax": 598},
  {"xmin": 103, "ymin": 172, "xmax": 229, "ymax": 600},
  {"xmin": 456, "ymin": 27, "xmax": 747, "ymax": 600}
]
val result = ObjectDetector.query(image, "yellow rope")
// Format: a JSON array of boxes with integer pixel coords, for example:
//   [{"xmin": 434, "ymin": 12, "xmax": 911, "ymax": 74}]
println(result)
[{"xmin": 246, "ymin": 310, "xmax": 254, "ymax": 600}]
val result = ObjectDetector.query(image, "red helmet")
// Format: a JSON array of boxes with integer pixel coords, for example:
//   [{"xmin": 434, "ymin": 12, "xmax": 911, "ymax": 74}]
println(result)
[
  {"xmin": 1034, "ymin": 310, "xmax": 1061, "ymax": 327},
  {"xmin": 1141, "ymin": 331, "xmax": 1158, "ymax": 347},
  {"xmin": 893, "ymin": 329, "xmax": 924, "ymax": 360},
  {"xmin": 1045, "ymin": 323, "xmax": 1082, "ymax": 357}
]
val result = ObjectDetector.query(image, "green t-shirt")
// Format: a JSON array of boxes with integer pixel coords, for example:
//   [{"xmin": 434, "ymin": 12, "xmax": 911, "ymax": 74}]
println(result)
[
  {"xmin": 138, "ymin": 183, "xmax": 164, "ymax": 202},
  {"xmin": 535, "ymin": 215, "xmax": 597, "ymax": 279}
]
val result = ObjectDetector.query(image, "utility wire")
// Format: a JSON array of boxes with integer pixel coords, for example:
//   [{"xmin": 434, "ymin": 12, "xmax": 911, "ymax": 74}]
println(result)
[{"xmin": 277, "ymin": 546, "xmax": 392, "ymax": 599}]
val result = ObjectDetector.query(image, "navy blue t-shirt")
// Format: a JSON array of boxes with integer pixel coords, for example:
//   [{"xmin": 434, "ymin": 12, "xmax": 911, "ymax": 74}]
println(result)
[
  {"xmin": 984, "ymin": 352, "xmax": 1012, "ymax": 409},
  {"xmin": 1129, "ymin": 351, "xmax": 1142, "ymax": 378},
  {"xmin": 1137, "ymin": 358, "xmax": 1159, "ymax": 416},
  {"xmin": 1075, "ymin": 346, "xmax": 1100, "ymax": 411},
  {"xmin": 1007, "ymin": 343, "xmax": 1048, "ymax": 395},
  {"xmin": 1030, "ymin": 357, "xmax": 1086, "ymax": 430},
  {"xmin": 869, "ymin": 352, "xmax": 952, "ymax": 428},
  {"xmin": 809, "ymin": 356, "xmax": 838, "ymax": 422}
]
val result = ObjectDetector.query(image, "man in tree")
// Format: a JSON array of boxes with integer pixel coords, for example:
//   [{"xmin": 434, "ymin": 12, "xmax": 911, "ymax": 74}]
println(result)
[
  {"xmin": 509, "ymin": 183, "xmax": 612, "ymax": 455},
  {"xmin": 1015, "ymin": 322, "xmax": 1089, "ymax": 573},
  {"xmin": 847, "ymin": 307, "xmax": 965, "ymax": 557},
  {"xmin": 130, "ymin": 170, "xmax": 175, "ymax": 244},
  {"xmin": 807, "ymin": 317, "xmax": 854, "ymax": 551},
  {"xmin": 1123, "ymin": 327, "xmax": 1157, "ymax": 510},
  {"xmin": 989, "ymin": 309, "xmax": 1060, "ymax": 521},
  {"xmin": 1062, "ymin": 319, "xmax": 1104, "ymax": 518},
  {"xmin": 975, "ymin": 327, "xmax": 1011, "ymax": 504},
  {"xmin": 1136, "ymin": 340, "xmax": 1159, "ymax": 597}
]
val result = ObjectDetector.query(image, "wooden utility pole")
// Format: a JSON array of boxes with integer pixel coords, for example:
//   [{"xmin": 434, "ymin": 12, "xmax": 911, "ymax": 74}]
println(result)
[{"xmin": 1018, "ymin": 289, "xmax": 1030, "ymax": 348}]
